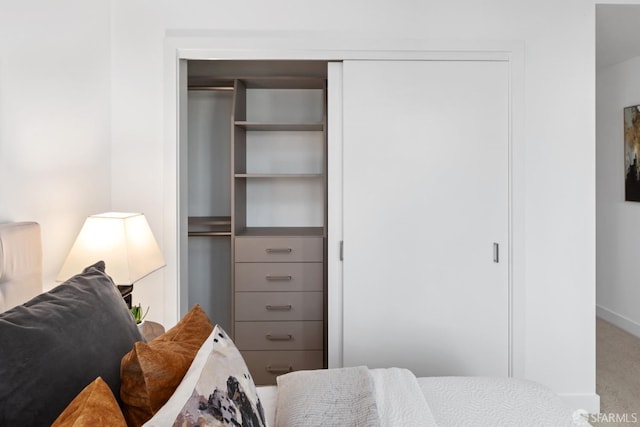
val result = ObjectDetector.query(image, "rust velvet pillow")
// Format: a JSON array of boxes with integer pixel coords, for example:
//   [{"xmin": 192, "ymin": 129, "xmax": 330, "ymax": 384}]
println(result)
[
  {"xmin": 120, "ymin": 304, "xmax": 214, "ymax": 426},
  {"xmin": 52, "ymin": 377, "xmax": 126, "ymax": 427}
]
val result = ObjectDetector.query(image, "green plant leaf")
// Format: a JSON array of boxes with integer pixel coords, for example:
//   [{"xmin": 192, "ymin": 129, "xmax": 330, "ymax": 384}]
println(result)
[{"xmin": 130, "ymin": 304, "xmax": 149, "ymax": 324}]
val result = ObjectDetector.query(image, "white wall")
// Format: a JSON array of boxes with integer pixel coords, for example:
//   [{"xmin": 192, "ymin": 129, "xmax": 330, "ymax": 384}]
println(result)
[
  {"xmin": 0, "ymin": 1, "xmax": 111, "ymax": 287},
  {"xmin": 596, "ymin": 56, "xmax": 640, "ymax": 336},
  {"xmin": 0, "ymin": 0, "xmax": 597, "ymax": 410},
  {"xmin": 110, "ymin": 0, "xmax": 597, "ymax": 410},
  {"xmin": 108, "ymin": 1, "xmax": 167, "ymax": 317}
]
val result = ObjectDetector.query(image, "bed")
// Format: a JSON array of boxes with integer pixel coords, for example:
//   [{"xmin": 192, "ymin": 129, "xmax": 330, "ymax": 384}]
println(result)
[{"xmin": 0, "ymin": 221, "xmax": 590, "ymax": 426}]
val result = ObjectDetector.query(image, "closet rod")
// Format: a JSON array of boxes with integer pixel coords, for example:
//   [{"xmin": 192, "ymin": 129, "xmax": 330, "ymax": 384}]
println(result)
[{"xmin": 188, "ymin": 86, "xmax": 234, "ymax": 91}]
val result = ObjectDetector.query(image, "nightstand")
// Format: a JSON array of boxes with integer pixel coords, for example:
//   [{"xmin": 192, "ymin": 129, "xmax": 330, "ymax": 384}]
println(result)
[{"xmin": 138, "ymin": 320, "xmax": 165, "ymax": 341}]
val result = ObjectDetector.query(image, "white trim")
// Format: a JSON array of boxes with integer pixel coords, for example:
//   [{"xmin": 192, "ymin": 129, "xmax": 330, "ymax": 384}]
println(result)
[
  {"xmin": 327, "ymin": 62, "xmax": 343, "ymax": 369},
  {"xmin": 161, "ymin": 40, "xmax": 181, "ymax": 328},
  {"xmin": 177, "ymin": 59, "xmax": 189, "ymax": 319},
  {"xmin": 596, "ymin": 0, "xmax": 640, "ymax": 5},
  {"xmin": 163, "ymin": 33, "xmax": 523, "ymax": 375},
  {"xmin": 507, "ymin": 47, "xmax": 526, "ymax": 379},
  {"xmin": 507, "ymin": 54, "xmax": 514, "ymax": 378},
  {"xmin": 178, "ymin": 48, "xmax": 512, "ymax": 62},
  {"xmin": 597, "ymin": 304, "xmax": 640, "ymax": 339},
  {"xmin": 167, "ymin": 29, "xmax": 520, "ymax": 61}
]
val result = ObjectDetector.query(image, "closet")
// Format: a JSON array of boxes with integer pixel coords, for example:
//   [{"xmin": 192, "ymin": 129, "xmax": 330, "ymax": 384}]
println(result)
[
  {"xmin": 340, "ymin": 60, "xmax": 510, "ymax": 377},
  {"xmin": 185, "ymin": 61, "xmax": 328, "ymax": 385},
  {"xmin": 181, "ymin": 57, "xmax": 511, "ymax": 383}
]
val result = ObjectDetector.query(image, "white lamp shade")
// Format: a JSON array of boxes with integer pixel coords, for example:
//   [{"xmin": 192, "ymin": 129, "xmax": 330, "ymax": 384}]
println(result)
[{"xmin": 57, "ymin": 212, "xmax": 165, "ymax": 285}]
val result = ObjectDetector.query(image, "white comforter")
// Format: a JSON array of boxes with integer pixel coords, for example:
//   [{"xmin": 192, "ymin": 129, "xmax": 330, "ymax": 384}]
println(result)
[
  {"xmin": 370, "ymin": 368, "xmax": 438, "ymax": 426},
  {"xmin": 258, "ymin": 368, "xmax": 590, "ymax": 427},
  {"xmin": 274, "ymin": 366, "xmax": 437, "ymax": 426},
  {"xmin": 418, "ymin": 376, "xmax": 590, "ymax": 427}
]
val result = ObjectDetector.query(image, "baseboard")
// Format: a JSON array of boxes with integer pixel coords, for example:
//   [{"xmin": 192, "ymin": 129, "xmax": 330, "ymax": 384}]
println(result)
[
  {"xmin": 559, "ymin": 393, "xmax": 600, "ymax": 414},
  {"xmin": 596, "ymin": 305, "xmax": 640, "ymax": 339}
]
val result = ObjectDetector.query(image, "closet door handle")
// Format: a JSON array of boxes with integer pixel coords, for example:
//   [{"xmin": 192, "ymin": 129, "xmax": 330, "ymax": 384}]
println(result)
[
  {"xmin": 266, "ymin": 275, "xmax": 292, "ymax": 281},
  {"xmin": 266, "ymin": 304, "xmax": 292, "ymax": 311},
  {"xmin": 266, "ymin": 248, "xmax": 292, "ymax": 254},
  {"xmin": 266, "ymin": 334, "xmax": 293, "ymax": 341},
  {"xmin": 266, "ymin": 365, "xmax": 293, "ymax": 374}
]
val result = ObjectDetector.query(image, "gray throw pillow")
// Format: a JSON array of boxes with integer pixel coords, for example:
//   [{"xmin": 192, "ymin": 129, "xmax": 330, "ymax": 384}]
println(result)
[{"xmin": 0, "ymin": 261, "xmax": 143, "ymax": 426}]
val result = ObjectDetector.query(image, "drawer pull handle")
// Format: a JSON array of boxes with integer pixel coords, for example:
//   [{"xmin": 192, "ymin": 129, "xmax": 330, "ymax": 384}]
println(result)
[
  {"xmin": 266, "ymin": 334, "xmax": 293, "ymax": 341},
  {"xmin": 266, "ymin": 365, "xmax": 293, "ymax": 374},
  {"xmin": 266, "ymin": 304, "xmax": 292, "ymax": 311},
  {"xmin": 266, "ymin": 248, "xmax": 292, "ymax": 254},
  {"xmin": 266, "ymin": 275, "xmax": 292, "ymax": 281}
]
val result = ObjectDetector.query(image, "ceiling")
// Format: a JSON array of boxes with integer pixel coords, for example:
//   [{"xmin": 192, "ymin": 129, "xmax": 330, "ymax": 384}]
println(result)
[{"xmin": 597, "ymin": 5, "xmax": 640, "ymax": 70}]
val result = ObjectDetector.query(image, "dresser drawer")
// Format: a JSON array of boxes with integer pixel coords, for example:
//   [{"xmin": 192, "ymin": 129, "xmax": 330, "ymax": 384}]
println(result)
[
  {"xmin": 235, "ymin": 262, "xmax": 323, "ymax": 292},
  {"xmin": 235, "ymin": 236, "xmax": 323, "ymax": 262},
  {"xmin": 234, "ymin": 321, "xmax": 323, "ymax": 351},
  {"xmin": 242, "ymin": 350, "xmax": 324, "ymax": 386},
  {"xmin": 235, "ymin": 292, "xmax": 323, "ymax": 321}
]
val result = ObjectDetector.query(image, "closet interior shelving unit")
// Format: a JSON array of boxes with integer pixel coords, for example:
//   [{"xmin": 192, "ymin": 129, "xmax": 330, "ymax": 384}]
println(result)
[{"xmin": 185, "ymin": 60, "xmax": 328, "ymax": 384}]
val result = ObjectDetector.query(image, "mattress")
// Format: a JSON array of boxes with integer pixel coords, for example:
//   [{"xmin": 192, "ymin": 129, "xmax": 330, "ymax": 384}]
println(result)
[{"xmin": 257, "ymin": 376, "xmax": 584, "ymax": 426}]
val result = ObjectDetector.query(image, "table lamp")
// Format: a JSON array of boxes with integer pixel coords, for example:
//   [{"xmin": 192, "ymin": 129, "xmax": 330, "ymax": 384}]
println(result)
[{"xmin": 57, "ymin": 212, "xmax": 165, "ymax": 307}]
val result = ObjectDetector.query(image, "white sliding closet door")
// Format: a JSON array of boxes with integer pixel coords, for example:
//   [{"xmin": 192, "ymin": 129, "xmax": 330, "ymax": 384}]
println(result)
[{"xmin": 342, "ymin": 60, "xmax": 510, "ymax": 376}]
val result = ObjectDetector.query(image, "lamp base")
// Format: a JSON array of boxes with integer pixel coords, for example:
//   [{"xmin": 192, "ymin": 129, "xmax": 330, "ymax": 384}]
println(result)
[{"xmin": 117, "ymin": 284, "xmax": 133, "ymax": 309}]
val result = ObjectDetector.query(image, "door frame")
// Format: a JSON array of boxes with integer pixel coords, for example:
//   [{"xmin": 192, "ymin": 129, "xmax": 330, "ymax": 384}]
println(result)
[{"xmin": 162, "ymin": 33, "xmax": 523, "ymax": 376}]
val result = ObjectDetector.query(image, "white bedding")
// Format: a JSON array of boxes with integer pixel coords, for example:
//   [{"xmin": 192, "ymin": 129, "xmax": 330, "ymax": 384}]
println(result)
[
  {"xmin": 257, "ymin": 372, "xmax": 591, "ymax": 427},
  {"xmin": 418, "ymin": 376, "xmax": 589, "ymax": 426},
  {"xmin": 275, "ymin": 366, "xmax": 382, "ymax": 426},
  {"xmin": 369, "ymin": 368, "xmax": 438, "ymax": 426}
]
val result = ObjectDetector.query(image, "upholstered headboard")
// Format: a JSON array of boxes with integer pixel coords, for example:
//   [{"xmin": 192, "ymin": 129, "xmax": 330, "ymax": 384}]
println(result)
[{"xmin": 0, "ymin": 222, "xmax": 42, "ymax": 312}]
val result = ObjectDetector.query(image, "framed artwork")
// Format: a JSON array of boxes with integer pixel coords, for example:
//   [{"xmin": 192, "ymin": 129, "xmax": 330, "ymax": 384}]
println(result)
[{"xmin": 624, "ymin": 105, "xmax": 640, "ymax": 201}]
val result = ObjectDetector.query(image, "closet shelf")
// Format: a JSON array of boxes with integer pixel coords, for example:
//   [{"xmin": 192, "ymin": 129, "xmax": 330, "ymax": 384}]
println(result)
[
  {"xmin": 239, "ymin": 77, "xmax": 326, "ymax": 89},
  {"xmin": 188, "ymin": 77, "xmax": 235, "ymax": 90},
  {"xmin": 188, "ymin": 85, "xmax": 235, "ymax": 91},
  {"xmin": 235, "ymin": 226, "xmax": 325, "ymax": 237},
  {"xmin": 188, "ymin": 231, "xmax": 232, "ymax": 237},
  {"xmin": 188, "ymin": 216, "xmax": 232, "ymax": 237}
]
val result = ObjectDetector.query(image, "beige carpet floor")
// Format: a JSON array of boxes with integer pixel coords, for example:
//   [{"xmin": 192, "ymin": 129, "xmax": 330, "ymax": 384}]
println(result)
[{"xmin": 592, "ymin": 317, "xmax": 640, "ymax": 426}]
